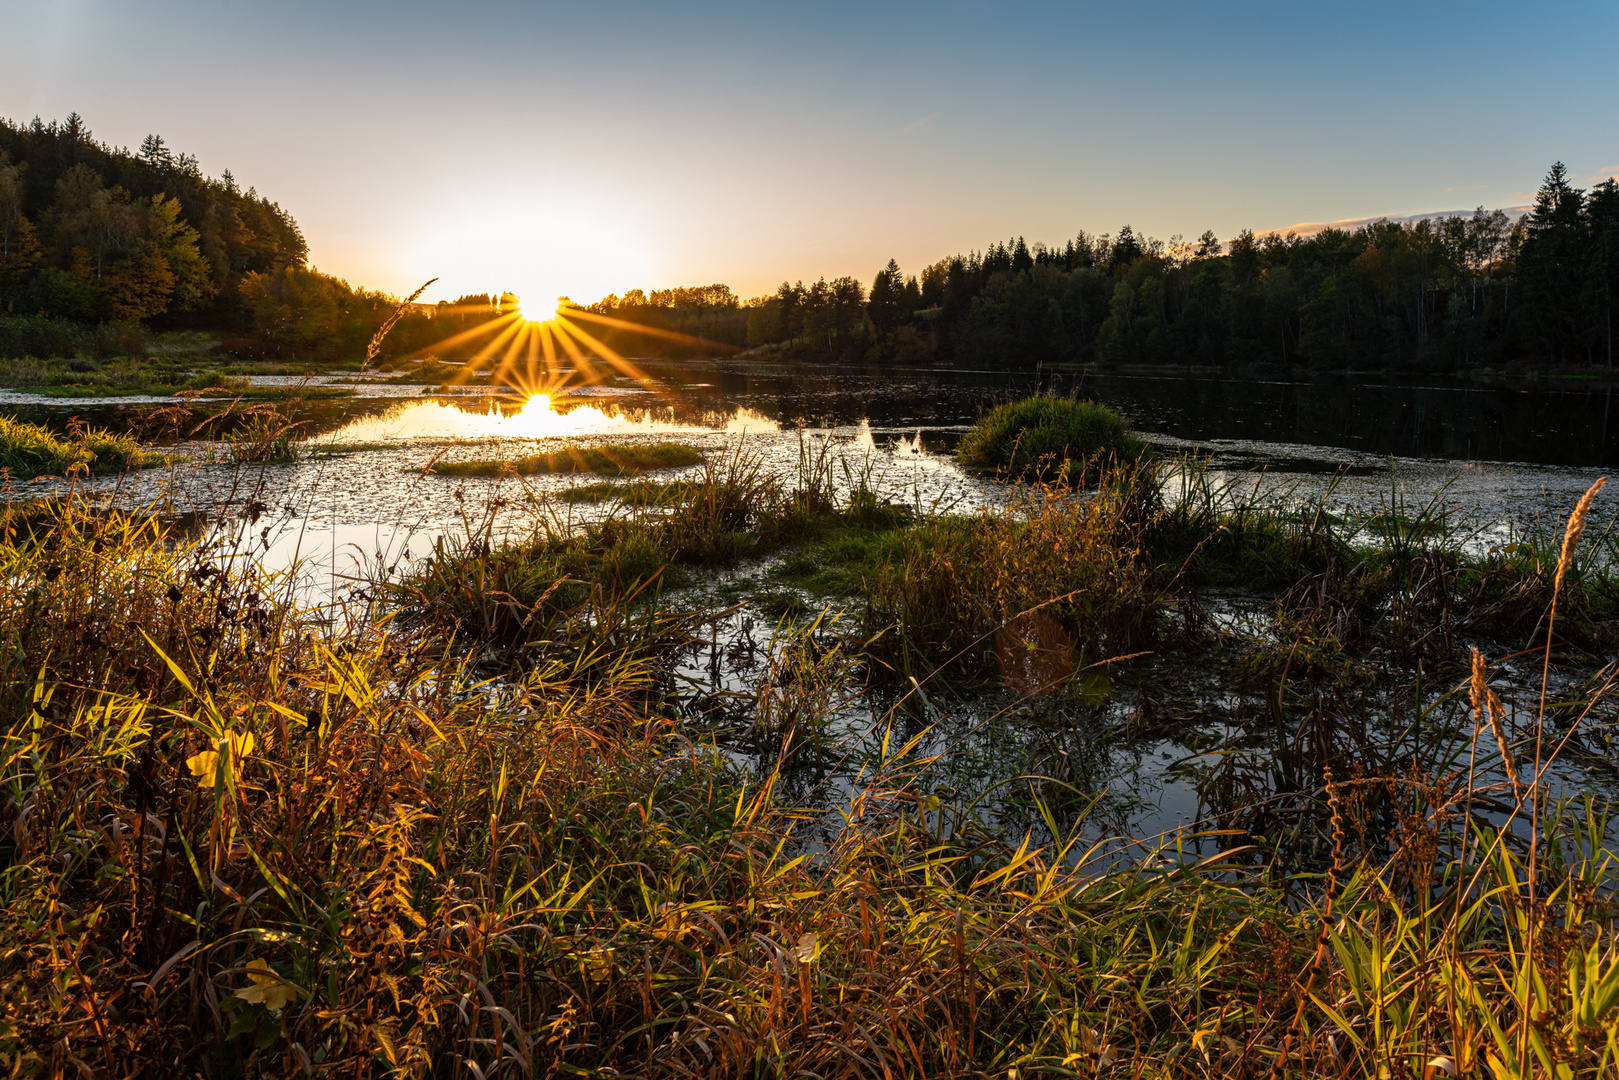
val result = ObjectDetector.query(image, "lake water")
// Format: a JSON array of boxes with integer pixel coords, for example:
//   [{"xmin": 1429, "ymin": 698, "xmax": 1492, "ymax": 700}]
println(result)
[{"xmin": 12, "ymin": 359, "xmax": 1615, "ymax": 566}]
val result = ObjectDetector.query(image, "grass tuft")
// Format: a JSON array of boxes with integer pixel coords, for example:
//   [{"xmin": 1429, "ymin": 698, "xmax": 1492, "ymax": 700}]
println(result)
[
  {"xmin": 0, "ymin": 415, "xmax": 150, "ymax": 476},
  {"xmin": 957, "ymin": 392, "xmax": 1146, "ymax": 480}
]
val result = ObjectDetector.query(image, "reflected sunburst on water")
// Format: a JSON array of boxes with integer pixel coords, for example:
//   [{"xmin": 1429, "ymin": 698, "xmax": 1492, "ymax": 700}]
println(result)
[{"xmin": 320, "ymin": 393, "xmax": 782, "ymax": 443}]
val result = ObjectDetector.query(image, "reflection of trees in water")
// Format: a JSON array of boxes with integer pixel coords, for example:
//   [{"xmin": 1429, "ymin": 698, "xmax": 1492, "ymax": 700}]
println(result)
[
  {"xmin": 1091, "ymin": 371, "xmax": 1619, "ymax": 467},
  {"xmin": 23, "ymin": 360, "xmax": 1619, "ymax": 467}
]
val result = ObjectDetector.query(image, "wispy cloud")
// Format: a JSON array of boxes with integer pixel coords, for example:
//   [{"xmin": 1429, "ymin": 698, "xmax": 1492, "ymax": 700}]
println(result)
[
  {"xmin": 902, "ymin": 111, "xmax": 938, "ymax": 136},
  {"xmin": 1262, "ymin": 204, "xmax": 1533, "ymax": 240}
]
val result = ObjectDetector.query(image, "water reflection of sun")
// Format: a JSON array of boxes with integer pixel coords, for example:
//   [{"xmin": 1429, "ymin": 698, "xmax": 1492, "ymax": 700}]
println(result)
[{"xmin": 324, "ymin": 393, "xmax": 780, "ymax": 444}]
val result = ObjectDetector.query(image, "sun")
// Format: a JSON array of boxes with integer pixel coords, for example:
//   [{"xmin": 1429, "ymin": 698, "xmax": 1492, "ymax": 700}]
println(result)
[{"xmin": 518, "ymin": 294, "xmax": 567, "ymax": 323}]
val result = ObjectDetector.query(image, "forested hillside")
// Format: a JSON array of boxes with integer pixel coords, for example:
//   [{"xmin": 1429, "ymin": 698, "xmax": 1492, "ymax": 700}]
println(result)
[
  {"xmin": 0, "ymin": 114, "xmax": 306, "ymax": 326},
  {"xmin": 0, "ymin": 113, "xmax": 485, "ymax": 364}
]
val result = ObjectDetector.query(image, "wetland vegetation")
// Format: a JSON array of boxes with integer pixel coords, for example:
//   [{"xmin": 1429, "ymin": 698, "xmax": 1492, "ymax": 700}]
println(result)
[
  {"xmin": 421, "ymin": 442, "xmax": 703, "ymax": 479},
  {"xmin": 5, "ymin": 397, "xmax": 1619, "ymax": 1076}
]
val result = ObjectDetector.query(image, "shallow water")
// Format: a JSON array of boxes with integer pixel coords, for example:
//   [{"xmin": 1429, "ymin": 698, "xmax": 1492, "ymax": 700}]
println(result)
[{"xmin": 10, "ymin": 360, "xmax": 1613, "ymax": 544}]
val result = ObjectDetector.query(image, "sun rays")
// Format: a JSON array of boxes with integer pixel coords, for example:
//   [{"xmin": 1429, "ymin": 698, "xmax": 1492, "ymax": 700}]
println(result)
[{"xmin": 413, "ymin": 294, "xmax": 729, "ymax": 402}]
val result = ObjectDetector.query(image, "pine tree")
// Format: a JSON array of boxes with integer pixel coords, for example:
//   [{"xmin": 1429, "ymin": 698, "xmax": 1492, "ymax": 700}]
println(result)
[
  {"xmin": 868, "ymin": 259, "xmax": 903, "ymax": 332},
  {"xmin": 1519, "ymin": 162, "xmax": 1591, "ymax": 363},
  {"xmin": 1587, "ymin": 179, "xmax": 1619, "ymax": 367}
]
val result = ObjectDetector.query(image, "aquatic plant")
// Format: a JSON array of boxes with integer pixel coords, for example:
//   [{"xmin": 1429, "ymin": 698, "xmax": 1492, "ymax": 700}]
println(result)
[
  {"xmin": 425, "ymin": 441, "xmax": 702, "ymax": 477},
  {"xmin": 0, "ymin": 414, "xmax": 147, "ymax": 476},
  {"xmin": 226, "ymin": 410, "xmax": 303, "ymax": 463},
  {"xmin": 956, "ymin": 392, "xmax": 1146, "ymax": 479}
]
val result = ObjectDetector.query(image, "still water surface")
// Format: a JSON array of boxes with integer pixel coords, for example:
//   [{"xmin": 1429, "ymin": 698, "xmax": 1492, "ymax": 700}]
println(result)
[{"xmin": 12, "ymin": 359, "xmax": 1612, "ymax": 556}]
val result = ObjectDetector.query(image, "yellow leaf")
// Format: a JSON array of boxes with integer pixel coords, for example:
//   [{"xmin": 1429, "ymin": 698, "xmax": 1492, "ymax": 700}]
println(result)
[
  {"xmin": 187, "ymin": 730, "xmax": 255, "ymax": 789},
  {"xmin": 234, "ymin": 959, "xmax": 298, "ymax": 1013},
  {"xmin": 653, "ymin": 904, "xmax": 690, "ymax": 941},
  {"xmin": 581, "ymin": 946, "xmax": 613, "ymax": 982},
  {"xmin": 186, "ymin": 749, "xmax": 221, "ymax": 787}
]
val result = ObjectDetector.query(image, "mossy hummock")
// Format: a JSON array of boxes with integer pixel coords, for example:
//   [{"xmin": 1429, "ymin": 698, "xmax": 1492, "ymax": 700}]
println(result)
[{"xmin": 956, "ymin": 393, "xmax": 1145, "ymax": 480}]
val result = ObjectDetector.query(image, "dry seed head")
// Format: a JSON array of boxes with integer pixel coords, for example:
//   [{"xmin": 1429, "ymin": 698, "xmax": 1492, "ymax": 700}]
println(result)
[
  {"xmin": 1469, "ymin": 648, "xmax": 1487, "ymax": 723},
  {"xmin": 1556, "ymin": 476, "xmax": 1607, "ymax": 593},
  {"xmin": 1484, "ymin": 686, "xmax": 1523, "ymax": 804}
]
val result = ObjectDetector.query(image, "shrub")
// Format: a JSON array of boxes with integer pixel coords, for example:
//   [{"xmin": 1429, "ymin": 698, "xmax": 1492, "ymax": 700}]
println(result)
[
  {"xmin": 0, "ymin": 317, "xmax": 85, "ymax": 360},
  {"xmin": 956, "ymin": 393, "xmax": 1145, "ymax": 480},
  {"xmin": 0, "ymin": 316, "xmax": 149, "ymax": 361}
]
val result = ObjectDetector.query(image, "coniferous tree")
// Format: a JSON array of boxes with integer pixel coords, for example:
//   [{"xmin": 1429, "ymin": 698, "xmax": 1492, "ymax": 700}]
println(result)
[
  {"xmin": 868, "ymin": 259, "xmax": 903, "ymax": 333},
  {"xmin": 1519, "ymin": 162, "xmax": 1590, "ymax": 363},
  {"xmin": 1587, "ymin": 178, "xmax": 1619, "ymax": 367}
]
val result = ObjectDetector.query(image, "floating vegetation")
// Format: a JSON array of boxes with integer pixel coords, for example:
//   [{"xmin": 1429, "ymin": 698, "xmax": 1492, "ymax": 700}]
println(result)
[{"xmin": 424, "ymin": 441, "xmax": 703, "ymax": 477}]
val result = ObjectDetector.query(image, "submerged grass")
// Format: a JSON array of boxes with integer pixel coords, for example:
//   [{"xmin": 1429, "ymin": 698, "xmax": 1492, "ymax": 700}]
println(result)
[
  {"xmin": 6, "ymin": 443, "xmax": 1619, "ymax": 1076},
  {"xmin": 425, "ymin": 442, "xmax": 703, "ymax": 478}
]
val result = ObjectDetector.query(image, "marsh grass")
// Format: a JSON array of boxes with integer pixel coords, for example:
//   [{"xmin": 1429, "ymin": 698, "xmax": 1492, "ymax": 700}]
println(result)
[
  {"xmin": 424, "ymin": 442, "xmax": 702, "ymax": 478},
  {"xmin": 957, "ymin": 392, "xmax": 1147, "ymax": 480},
  {"xmin": 6, "ymin": 446, "xmax": 1619, "ymax": 1076},
  {"xmin": 0, "ymin": 415, "xmax": 152, "ymax": 476}
]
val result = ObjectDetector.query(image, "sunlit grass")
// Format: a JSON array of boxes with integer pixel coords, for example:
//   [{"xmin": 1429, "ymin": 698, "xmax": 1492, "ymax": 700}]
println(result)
[
  {"xmin": 0, "ymin": 415, "xmax": 155, "ymax": 475},
  {"xmin": 422, "ymin": 441, "xmax": 702, "ymax": 477},
  {"xmin": 957, "ymin": 392, "xmax": 1147, "ymax": 480},
  {"xmin": 5, "ymin": 443, "xmax": 1619, "ymax": 1074}
]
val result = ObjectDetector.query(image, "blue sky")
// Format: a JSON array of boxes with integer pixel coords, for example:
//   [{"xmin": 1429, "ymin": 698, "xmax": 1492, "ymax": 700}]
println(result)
[{"xmin": 4, "ymin": 0, "xmax": 1616, "ymax": 306}]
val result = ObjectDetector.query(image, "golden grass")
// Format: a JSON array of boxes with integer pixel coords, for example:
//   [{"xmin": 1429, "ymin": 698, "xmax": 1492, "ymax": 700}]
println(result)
[
  {"xmin": 2, "ymin": 460, "xmax": 1619, "ymax": 1077},
  {"xmin": 425, "ymin": 442, "xmax": 702, "ymax": 478}
]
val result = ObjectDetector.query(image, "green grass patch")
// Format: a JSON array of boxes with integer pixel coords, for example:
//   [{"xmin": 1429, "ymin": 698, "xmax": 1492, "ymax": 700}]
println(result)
[
  {"xmin": 427, "ymin": 442, "xmax": 703, "ymax": 478},
  {"xmin": 771, "ymin": 524, "xmax": 912, "ymax": 597},
  {"xmin": 0, "ymin": 416, "xmax": 151, "ymax": 476},
  {"xmin": 306, "ymin": 441, "xmax": 392, "ymax": 456},
  {"xmin": 957, "ymin": 393, "xmax": 1145, "ymax": 480},
  {"xmin": 557, "ymin": 480, "xmax": 635, "ymax": 503}
]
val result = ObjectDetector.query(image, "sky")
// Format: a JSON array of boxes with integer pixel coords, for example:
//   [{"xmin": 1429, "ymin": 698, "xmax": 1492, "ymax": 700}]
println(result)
[{"xmin": 4, "ymin": 0, "xmax": 1617, "ymax": 308}]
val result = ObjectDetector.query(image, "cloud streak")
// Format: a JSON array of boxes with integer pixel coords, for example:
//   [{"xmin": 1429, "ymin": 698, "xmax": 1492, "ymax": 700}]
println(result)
[{"xmin": 902, "ymin": 111, "xmax": 939, "ymax": 136}]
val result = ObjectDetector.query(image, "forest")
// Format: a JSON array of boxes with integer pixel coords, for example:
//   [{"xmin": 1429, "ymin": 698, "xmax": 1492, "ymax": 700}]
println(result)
[
  {"xmin": 0, "ymin": 114, "xmax": 500, "ymax": 365},
  {"xmin": 3, "ymin": 111, "xmax": 1617, "ymax": 373}
]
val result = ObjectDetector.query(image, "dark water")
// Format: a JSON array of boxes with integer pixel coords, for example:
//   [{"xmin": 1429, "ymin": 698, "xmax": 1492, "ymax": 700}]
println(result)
[
  {"xmin": 532, "ymin": 360, "xmax": 1619, "ymax": 468},
  {"xmin": 1085, "ymin": 369, "xmax": 1619, "ymax": 468},
  {"xmin": 7, "ymin": 361, "xmax": 1619, "ymax": 468}
]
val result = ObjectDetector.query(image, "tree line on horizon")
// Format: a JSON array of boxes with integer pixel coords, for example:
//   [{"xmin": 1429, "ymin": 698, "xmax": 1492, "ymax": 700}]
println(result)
[
  {"xmin": 2, "ymin": 113, "xmax": 1615, "ymax": 374},
  {"xmin": 588, "ymin": 163, "xmax": 1619, "ymax": 371}
]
